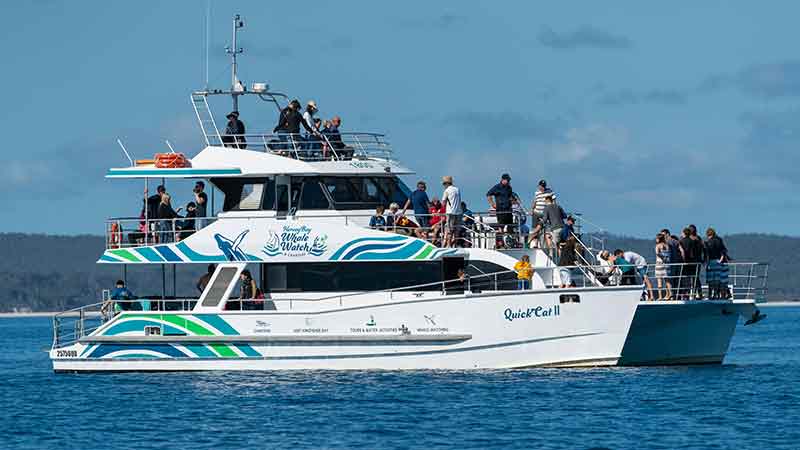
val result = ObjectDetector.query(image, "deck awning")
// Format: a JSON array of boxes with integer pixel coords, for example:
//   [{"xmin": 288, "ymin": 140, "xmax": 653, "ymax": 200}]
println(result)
[{"xmin": 105, "ymin": 166, "xmax": 242, "ymax": 179}]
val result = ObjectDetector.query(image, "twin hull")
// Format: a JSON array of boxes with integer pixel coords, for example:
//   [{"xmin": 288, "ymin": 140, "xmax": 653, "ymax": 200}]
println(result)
[{"xmin": 51, "ymin": 287, "xmax": 642, "ymax": 371}]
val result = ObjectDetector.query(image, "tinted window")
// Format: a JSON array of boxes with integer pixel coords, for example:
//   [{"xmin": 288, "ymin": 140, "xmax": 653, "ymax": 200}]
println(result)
[
  {"xmin": 213, "ymin": 178, "xmax": 274, "ymax": 212},
  {"xmin": 321, "ymin": 176, "xmax": 410, "ymax": 209},
  {"xmin": 261, "ymin": 178, "xmax": 276, "ymax": 210},
  {"xmin": 264, "ymin": 262, "xmax": 442, "ymax": 292},
  {"xmin": 466, "ymin": 260, "xmax": 519, "ymax": 290},
  {"xmin": 299, "ymin": 178, "xmax": 331, "ymax": 209}
]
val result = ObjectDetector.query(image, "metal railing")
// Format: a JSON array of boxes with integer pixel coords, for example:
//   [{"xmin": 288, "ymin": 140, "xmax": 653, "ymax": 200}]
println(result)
[
  {"xmin": 215, "ymin": 132, "xmax": 393, "ymax": 162},
  {"xmin": 52, "ymin": 261, "xmax": 768, "ymax": 349},
  {"xmin": 106, "ymin": 216, "xmax": 218, "ymax": 248}
]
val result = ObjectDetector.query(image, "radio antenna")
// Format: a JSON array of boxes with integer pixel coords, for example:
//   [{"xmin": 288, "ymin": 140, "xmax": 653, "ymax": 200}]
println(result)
[{"xmin": 225, "ymin": 14, "xmax": 245, "ymax": 111}]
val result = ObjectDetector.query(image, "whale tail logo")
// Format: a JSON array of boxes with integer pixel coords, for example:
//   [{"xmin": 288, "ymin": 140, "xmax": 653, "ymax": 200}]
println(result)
[{"xmin": 214, "ymin": 230, "xmax": 250, "ymax": 261}]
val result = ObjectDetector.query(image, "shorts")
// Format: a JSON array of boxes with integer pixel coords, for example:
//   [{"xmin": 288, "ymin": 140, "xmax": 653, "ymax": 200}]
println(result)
[
  {"xmin": 550, "ymin": 227, "xmax": 563, "ymax": 245},
  {"xmin": 497, "ymin": 211, "xmax": 513, "ymax": 225},
  {"xmin": 446, "ymin": 214, "xmax": 463, "ymax": 232},
  {"xmin": 559, "ymin": 267, "xmax": 573, "ymax": 286}
]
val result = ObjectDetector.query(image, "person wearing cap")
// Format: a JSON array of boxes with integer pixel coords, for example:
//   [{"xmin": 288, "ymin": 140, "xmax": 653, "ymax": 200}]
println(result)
[
  {"xmin": 559, "ymin": 215, "xmax": 576, "ymax": 243},
  {"xmin": 441, "ymin": 176, "xmax": 463, "ymax": 247},
  {"xmin": 532, "ymin": 179, "xmax": 553, "ymax": 220},
  {"xmin": 222, "ymin": 111, "xmax": 247, "ymax": 149},
  {"xmin": 486, "ymin": 174, "xmax": 517, "ymax": 227},
  {"xmin": 303, "ymin": 101, "xmax": 318, "ymax": 131},
  {"xmin": 542, "ymin": 194, "xmax": 566, "ymax": 255}
]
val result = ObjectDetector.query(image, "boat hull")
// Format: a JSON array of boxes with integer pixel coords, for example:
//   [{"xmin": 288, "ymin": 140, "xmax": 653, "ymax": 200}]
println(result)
[
  {"xmin": 51, "ymin": 287, "xmax": 641, "ymax": 372},
  {"xmin": 617, "ymin": 300, "xmax": 758, "ymax": 366}
]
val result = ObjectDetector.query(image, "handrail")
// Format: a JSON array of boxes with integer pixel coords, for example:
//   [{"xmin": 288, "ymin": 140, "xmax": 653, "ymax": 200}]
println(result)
[{"xmin": 216, "ymin": 131, "xmax": 393, "ymax": 162}]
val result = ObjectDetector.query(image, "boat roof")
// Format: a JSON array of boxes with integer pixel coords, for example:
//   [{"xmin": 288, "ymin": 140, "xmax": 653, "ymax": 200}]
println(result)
[{"xmin": 106, "ymin": 146, "xmax": 414, "ymax": 179}]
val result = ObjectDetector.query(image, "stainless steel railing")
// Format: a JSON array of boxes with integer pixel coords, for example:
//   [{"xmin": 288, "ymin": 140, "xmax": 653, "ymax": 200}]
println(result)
[{"xmin": 217, "ymin": 131, "xmax": 393, "ymax": 161}]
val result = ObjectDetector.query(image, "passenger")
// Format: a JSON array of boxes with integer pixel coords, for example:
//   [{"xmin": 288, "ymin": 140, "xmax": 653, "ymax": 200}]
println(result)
[
  {"xmin": 306, "ymin": 118, "xmax": 324, "ymax": 153},
  {"xmin": 623, "ymin": 249, "xmax": 654, "ymax": 300},
  {"xmin": 386, "ymin": 202, "xmax": 401, "ymax": 229},
  {"xmin": 558, "ymin": 236, "xmax": 579, "ymax": 288},
  {"xmin": 273, "ymin": 99, "xmax": 314, "ymax": 151},
  {"xmin": 177, "ymin": 202, "xmax": 197, "ymax": 241},
  {"xmin": 303, "ymin": 100, "xmax": 318, "ymax": 134},
  {"xmin": 661, "ymin": 228, "xmax": 683, "ymax": 296},
  {"xmin": 145, "ymin": 185, "xmax": 166, "ymax": 222},
  {"xmin": 654, "ymin": 233, "xmax": 673, "ymax": 300},
  {"xmin": 610, "ymin": 250, "xmax": 637, "ymax": 286},
  {"xmin": 193, "ymin": 181, "xmax": 209, "ymax": 229},
  {"xmin": 109, "ymin": 279, "xmax": 136, "ymax": 311},
  {"xmin": 542, "ymin": 194, "xmax": 566, "ymax": 255},
  {"xmin": 441, "ymin": 176, "xmax": 463, "ymax": 248},
  {"xmin": 461, "ymin": 202, "xmax": 474, "ymax": 229},
  {"xmin": 595, "ymin": 249, "xmax": 616, "ymax": 285},
  {"xmin": 197, "ymin": 264, "xmax": 216, "ymax": 293},
  {"xmin": 326, "ymin": 116, "xmax": 346, "ymax": 150},
  {"xmin": 486, "ymin": 173, "xmax": 516, "ymax": 230},
  {"xmin": 222, "ymin": 111, "xmax": 247, "ymax": 149},
  {"xmin": 689, "ymin": 224, "xmax": 706, "ymax": 298},
  {"xmin": 402, "ymin": 181, "xmax": 431, "ymax": 230},
  {"xmin": 680, "ymin": 226, "xmax": 704, "ymax": 299},
  {"xmin": 369, "ymin": 205, "xmax": 387, "ymax": 230},
  {"xmin": 514, "ymin": 255, "xmax": 533, "ymax": 290},
  {"xmin": 157, "ymin": 193, "xmax": 181, "ymax": 243},
  {"xmin": 447, "ymin": 268, "xmax": 470, "ymax": 294},
  {"xmin": 559, "ymin": 215, "xmax": 576, "ymax": 243},
  {"xmin": 515, "ymin": 199, "xmax": 530, "ymax": 246},
  {"xmin": 237, "ymin": 269, "xmax": 263, "ymax": 310},
  {"xmin": 531, "ymin": 179, "xmax": 553, "ymax": 222},
  {"xmin": 428, "ymin": 198, "xmax": 446, "ymax": 245},
  {"xmin": 704, "ymin": 227, "xmax": 730, "ymax": 299}
]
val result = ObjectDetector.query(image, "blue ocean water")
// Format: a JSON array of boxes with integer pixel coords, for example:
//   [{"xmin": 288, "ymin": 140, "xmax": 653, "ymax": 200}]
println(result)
[{"xmin": 1, "ymin": 308, "xmax": 798, "ymax": 450}]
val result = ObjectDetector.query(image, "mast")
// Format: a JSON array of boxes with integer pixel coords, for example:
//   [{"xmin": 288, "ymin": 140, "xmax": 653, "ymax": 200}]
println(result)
[{"xmin": 225, "ymin": 14, "xmax": 245, "ymax": 111}]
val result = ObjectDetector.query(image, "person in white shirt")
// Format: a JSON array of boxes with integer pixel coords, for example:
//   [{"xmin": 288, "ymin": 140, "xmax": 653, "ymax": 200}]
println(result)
[
  {"xmin": 623, "ymin": 250, "xmax": 654, "ymax": 300},
  {"xmin": 441, "ymin": 175, "xmax": 463, "ymax": 248}
]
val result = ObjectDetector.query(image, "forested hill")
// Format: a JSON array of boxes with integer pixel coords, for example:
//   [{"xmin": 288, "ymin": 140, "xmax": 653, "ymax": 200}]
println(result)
[{"xmin": 0, "ymin": 232, "xmax": 797, "ymax": 312}]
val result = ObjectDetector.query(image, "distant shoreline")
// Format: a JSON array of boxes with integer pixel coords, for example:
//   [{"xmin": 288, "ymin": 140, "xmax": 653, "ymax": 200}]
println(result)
[{"xmin": 1, "ymin": 301, "xmax": 798, "ymax": 318}]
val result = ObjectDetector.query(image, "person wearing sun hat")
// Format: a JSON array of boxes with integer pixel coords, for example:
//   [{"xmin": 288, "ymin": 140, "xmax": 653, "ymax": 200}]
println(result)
[{"xmin": 223, "ymin": 110, "xmax": 247, "ymax": 149}]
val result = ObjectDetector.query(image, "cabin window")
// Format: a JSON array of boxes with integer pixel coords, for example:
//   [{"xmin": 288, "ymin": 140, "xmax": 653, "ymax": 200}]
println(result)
[
  {"xmin": 263, "ymin": 261, "xmax": 442, "ymax": 292},
  {"xmin": 299, "ymin": 178, "xmax": 331, "ymax": 209},
  {"xmin": 202, "ymin": 267, "xmax": 239, "ymax": 307},
  {"xmin": 238, "ymin": 183, "xmax": 264, "ymax": 210},
  {"xmin": 466, "ymin": 260, "xmax": 519, "ymax": 290},
  {"xmin": 320, "ymin": 176, "xmax": 410, "ymax": 210}
]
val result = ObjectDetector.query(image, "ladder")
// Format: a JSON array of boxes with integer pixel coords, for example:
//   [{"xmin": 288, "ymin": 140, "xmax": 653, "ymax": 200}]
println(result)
[{"xmin": 191, "ymin": 93, "xmax": 223, "ymax": 146}]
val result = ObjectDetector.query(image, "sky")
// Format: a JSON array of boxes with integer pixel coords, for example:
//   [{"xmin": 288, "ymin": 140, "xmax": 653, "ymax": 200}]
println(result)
[{"xmin": 1, "ymin": 1, "xmax": 799, "ymax": 237}]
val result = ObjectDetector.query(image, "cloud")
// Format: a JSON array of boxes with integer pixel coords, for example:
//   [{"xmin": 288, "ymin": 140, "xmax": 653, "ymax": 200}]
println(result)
[
  {"xmin": 699, "ymin": 60, "xmax": 800, "ymax": 98},
  {"xmin": 538, "ymin": 26, "xmax": 632, "ymax": 50},
  {"xmin": 596, "ymin": 88, "xmax": 688, "ymax": 106},
  {"xmin": 395, "ymin": 13, "xmax": 467, "ymax": 30},
  {"xmin": 738, "ymin": 109, "xmax": 800, "ymax": 184},
  {"xmin": 441, "ymin": 111, "xmax": 565, "ymax": 143}
]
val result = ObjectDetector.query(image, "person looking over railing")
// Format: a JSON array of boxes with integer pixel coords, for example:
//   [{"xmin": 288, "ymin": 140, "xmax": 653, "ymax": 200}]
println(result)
[
  {"xmin": 403, "ymin": 181, "xmax": 431, "ymax": 230},
  {"xmin": 661, "ymin": 229, "xmax": 684, "ymax": 298},
  {"xmin": 441, "ymin": 176, "xmax": 463, "ymax": 248},
  {"xmin": 704, "ymin": 227, "xmax": 731, "ymax": 299},
  {"xmin": 222, "ymin": 111, "xmax": 247, "ymax": 149},
  {"xmin": 369, "ymin": 205, "xmax": 387, "ymax": 230},
  {"xmin": 609, "ymin": 250, "xmax": 637, "ymax": 286},
  {"xmin": 109, "ymin": 279, "xmax": 136, "ymax": 312},
  {"xmin": 623, "ymin": 249, "xmax": 654, "ymax": 300},
  {"xmin": 273, "ymin": 99, "xmax": 314, "ymax": 151},
  {"xmin": 157, "ymin": 193, "xmax": 181, "ymax": 243},
  {"xmin": 325, "ymin": 116, "xmax": 345, "ymax": 150},
  {"xmin": 514, "ymin": 255, "xmax": 533, "ymax": 289}
]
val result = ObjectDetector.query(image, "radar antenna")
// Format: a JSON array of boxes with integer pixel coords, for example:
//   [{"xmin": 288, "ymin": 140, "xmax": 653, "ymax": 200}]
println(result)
[{"xmin": 225, "ymin": 14, "xmax": 245, "ymax": 111}]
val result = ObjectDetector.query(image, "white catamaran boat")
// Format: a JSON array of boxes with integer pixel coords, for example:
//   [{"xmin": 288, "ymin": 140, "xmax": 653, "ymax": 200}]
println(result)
[{"xmin": 49, "ymin": 16, "xmax": 767, "ymax": 372}]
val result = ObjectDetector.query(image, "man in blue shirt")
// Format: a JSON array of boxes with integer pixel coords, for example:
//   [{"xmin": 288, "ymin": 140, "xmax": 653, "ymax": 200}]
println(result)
[
  {"xmin": 559, "ymin": 215, "xmax": 576, "ymax": 242},
  {"xmin": 402, "ymin": 181, "xmax": 431, "ymax": 229},
  {"xmin": 486, "ymin": 174, "xmax": 516, "ymax": 226},
  {"xmin": 109, "ymin": 280, "xmax": 136, "ymax": 311}
]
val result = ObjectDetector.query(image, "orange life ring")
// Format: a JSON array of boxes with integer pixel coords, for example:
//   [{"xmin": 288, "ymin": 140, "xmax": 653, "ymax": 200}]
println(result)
[
  {"xmin": 109, "ymin": 223, "xmax": 121, "ymax": 249},
  {"xmin": 154, "ymin": 153, "xmax": 190, "ymax": 168}
]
